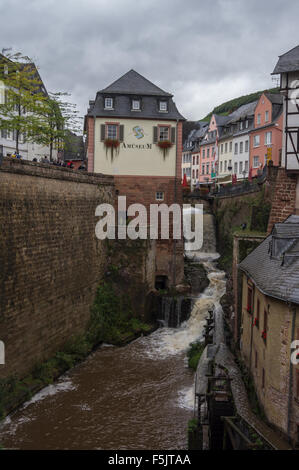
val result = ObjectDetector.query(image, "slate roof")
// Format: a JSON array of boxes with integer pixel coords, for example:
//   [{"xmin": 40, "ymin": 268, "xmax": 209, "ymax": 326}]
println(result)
[
  {"xmin": 264, "ymin": 92, "xmax": 283, "ymax": 105},
  {"xmin": 239, "ymin": 215, "xmax": 299, "ymax": 305},
  {"xmin": 87, "ymin": 69, "xmax": 185, "ymax": 120},
  {"xmin": 99, "ymin": 69, "xmax": 172, "ymax": 96},
  {"xmin": 227, "ymin": 101, "xmax": 258, "ymax": 123},
  {"xmin": 272, "ymin": 45, "xmax": 299, "ymax": 74}
]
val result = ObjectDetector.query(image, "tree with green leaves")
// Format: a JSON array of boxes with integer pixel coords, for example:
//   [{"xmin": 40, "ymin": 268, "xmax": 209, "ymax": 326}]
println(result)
[
  {"xmin": 32, "ymin": 91, "xmax": 83, "ymax": 161},
  {"xmin": 0, "ymin": 51, "xmax": 49, "ymax": 154},
  {"xmin": 0, "ymin": 50, "xmax": 83, "ymax": 160}
]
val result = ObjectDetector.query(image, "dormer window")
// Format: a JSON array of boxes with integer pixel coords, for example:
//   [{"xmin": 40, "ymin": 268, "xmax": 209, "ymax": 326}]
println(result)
[
  {"xmin": 132, "ymin": 99, "xmax": 140, "ymax": 111},
  {"xmin": 159, "ymin": 101, "xmax": 168, "ymax": 112},
  {"xmin": 104, "ymin": 97, "xmax": 114, "ymax": 110}
]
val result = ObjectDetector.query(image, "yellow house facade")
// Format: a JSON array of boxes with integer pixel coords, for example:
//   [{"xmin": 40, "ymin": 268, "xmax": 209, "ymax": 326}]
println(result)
[{"xmin": 239, "ymin": 215, "xmax": 299, "ymax": 445}]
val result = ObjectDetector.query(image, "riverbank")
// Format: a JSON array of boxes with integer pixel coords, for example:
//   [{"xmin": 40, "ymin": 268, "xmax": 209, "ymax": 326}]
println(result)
[{"xmin": 0, "ymin": 277, "xmax": 158, "ymax": 422}]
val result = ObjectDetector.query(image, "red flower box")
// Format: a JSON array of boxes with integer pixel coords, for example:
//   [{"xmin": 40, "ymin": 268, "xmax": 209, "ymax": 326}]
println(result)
[
  {"xmin": 157, "ymin": 140, "xmax": 172, "ymax": 149},
  {"xmin": 104, "ymin": 139, "xmax": 120, "ymax": 149}
]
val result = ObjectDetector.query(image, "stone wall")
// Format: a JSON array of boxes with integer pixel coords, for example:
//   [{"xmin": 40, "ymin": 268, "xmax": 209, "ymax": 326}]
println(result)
[
  {"xmin": 114, "ymin": 175, "xmax": 184, "ymax": 286},
  {"xmin": 0, "ymin": 158, "xmax": 114, "ymax": 379},
  {"xmin": 267, "ymin": 167, "xmax": 297, "ymax": 232}
]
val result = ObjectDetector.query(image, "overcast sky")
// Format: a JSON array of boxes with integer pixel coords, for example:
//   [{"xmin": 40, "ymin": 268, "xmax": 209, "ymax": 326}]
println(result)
[{"xmin": 1, "ymin": 0, "xmax": 298, "ymax": 128}]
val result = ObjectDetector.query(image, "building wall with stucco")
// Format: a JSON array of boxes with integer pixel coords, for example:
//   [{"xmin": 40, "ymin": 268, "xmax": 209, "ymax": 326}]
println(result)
[
  {"xmin": 93, "ymin": 117, "xmax": 178, "ymax": 177},
  {"xmin": 240, "ymin": 273, "xmax": 299, "ymax": 443}
]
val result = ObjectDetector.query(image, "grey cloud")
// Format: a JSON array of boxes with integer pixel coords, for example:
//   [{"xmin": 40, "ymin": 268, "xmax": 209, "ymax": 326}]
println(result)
[{"xmin": 1, "ymin": 0, "xmax": 299, "ymax": 123}]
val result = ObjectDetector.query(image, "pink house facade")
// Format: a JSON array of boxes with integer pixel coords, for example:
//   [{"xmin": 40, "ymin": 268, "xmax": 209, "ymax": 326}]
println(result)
[
  {"xmin": 199, "ymin": 114, "xmax": 218, "ymax": 183},
  {"xmin": 249, "ymin": 93, "xmax": 283, "ymax": 177}
]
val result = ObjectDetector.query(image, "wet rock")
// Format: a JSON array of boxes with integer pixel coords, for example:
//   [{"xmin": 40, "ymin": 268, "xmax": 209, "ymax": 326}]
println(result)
[{"xmin": 175, "ymin": 284, "xmax": 191, "ymax": 294}]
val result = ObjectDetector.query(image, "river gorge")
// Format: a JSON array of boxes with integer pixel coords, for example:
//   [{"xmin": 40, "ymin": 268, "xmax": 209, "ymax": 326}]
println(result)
[{"xmin": 0, "ymin": 213, "xmax": 227, "ymax": 450}]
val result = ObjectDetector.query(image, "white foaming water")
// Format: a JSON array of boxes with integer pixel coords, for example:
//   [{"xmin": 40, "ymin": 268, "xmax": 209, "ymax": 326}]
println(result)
[
  {"xmin": 142, "ymin": 253, "xmax": 226, "ymax": 360},
  {"xmin": 23, "ymin": 377, "xmax": 76, "ymax": 409},
  {"xmin": 178, "ymin": 386, "xmax": 195, "ymax": 410},
  {"xmin": 0, "ymin": 376, "xmax": 77, "ymax": 437},
  {"xmin": 146, "ymin": 211, "xmax": 226, "ymax": 410}
]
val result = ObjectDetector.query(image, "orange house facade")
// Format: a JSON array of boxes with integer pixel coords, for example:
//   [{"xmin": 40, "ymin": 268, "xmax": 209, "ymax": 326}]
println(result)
[{"xmin": 249, "ymin": 93, "xmax": 283, "ymax": 177}]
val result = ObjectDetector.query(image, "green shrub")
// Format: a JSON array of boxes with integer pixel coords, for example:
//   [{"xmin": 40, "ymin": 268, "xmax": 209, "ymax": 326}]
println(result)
[{"xmin": 187, "ymin": 341, "xmax": 205, "ymax": 371}]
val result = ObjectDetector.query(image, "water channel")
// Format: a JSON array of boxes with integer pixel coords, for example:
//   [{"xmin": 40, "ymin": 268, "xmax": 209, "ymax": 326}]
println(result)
[{"xmin": 0, "ymin": 212, "xmax": 226, "ymax": 450}]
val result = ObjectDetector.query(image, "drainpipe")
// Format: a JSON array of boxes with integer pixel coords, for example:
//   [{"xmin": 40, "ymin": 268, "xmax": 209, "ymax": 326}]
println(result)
[
  {"xmin": 287, "ymin": 304, "xmax": 296, "ymax": 440},
  {"xmin": 172, "ymin": 118, "xmax": 179, "ymax": 287},
  {"xmin": 249, "ymin": 283, "xmax": 255, "ymax": 371}
]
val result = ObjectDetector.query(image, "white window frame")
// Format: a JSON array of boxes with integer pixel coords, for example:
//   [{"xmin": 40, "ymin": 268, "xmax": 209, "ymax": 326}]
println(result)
[
  {"xmin": 104, "ymin": 97, "xmax": 113, "ymax": 110},
  {"xmin": 132, "ymin": 99, "xmax": 140, "ymax": 111},
  {"xmin": 257, "ymin": 114, "xmax": 261, "ymax": 125},
  {"xmin": 253, "ymin": 156, "xmax": 259, "ymax": 168},
  {"xmin": 156, "ymin": 191, "xmax": 164, "ymax": 201},
  {"xmin": 265, "ymin": 111, "xmax": 269, "ymax": 123},
  {"xmin": 265, "ymin": 131, "xmax": 272, "ymax": 145},
  {"xmin": 158, "ymin": 125, "xmax": 169, "ymax": 142},
  {"xmin": 253, "ymin": 135, "xmax": 260, "ymax": 147},
  {"xmin": 159, "ymin": 101, "xmax": 168, "ymax": 112}
]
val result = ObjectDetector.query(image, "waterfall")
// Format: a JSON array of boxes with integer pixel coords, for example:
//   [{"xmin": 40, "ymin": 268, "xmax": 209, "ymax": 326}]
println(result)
[{"xmin": 159, "ymin": 296, "xmax": 191, "ymax": 328}]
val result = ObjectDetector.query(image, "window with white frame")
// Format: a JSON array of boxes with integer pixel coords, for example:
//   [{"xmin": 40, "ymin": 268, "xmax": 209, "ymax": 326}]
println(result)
[
  {"xmin": 6, "ymin": 130, "xmax": 13, "ymax": 140},
  {"xmin": 240, "ymin": 142, "xmax": 243, "ymax": 153},
  {"xmin": 245, "ymin": 160, "xmax": 249, "ymax": 172},
  {"xmin": 253, "ymin": 156, "xmax": 259, "ymax": 168},
  {"xmin": 224, "ymin": 160, "xmax": 227, "ymax": 171},
  {"xmin": 225, "ymin": 142, "xmax": 228, "ymax": 153},
  {"xmin": 234, "ymin": 143, "xmax": 238, "ymax": 154},
  {"xmin": 234, "ymin": 162, "xmax": 238, "ymax": 174},
  {"xmin": 245, "ymin": 140, "xmax": 249, "ymax": 152},
  {"xmin": 207, "ymin": 148, "xmax": 210, "ymax": 158},
  {"xmin": 132, "ymin": 99, "xmax": 140, "ymax": 110},
  {"xmin": 265, "ymin": 131, "xmax": 272, "ymax": 145},
  {"xmin": 202, "ymin": 149, "xmax": 205, "ymax": 159},
  {"xmin": 239, "ymin": 161, "xmax": 243, "ymax": 174},
  {"xmin": 265, "ymin": 111, "xmax": 269, "ymax": 122},
  {"xmin": 159, "ymin": 101, "xmax": 168, "ymax": 112},
  {"xmin": 104, "ymin": 97, "xmax": 113, "ymax": 109},
  {"xmin": 206, "ymin": 163, "xmax": 209, "ymax": 174},
  {"xmin": 202, "ymin": 164, "xmax": 205, "ymax": 175},
  {"xmin": 221, "ymin": 144, "xmax": 223, "ymax": 154},
  {"xmin": 106, "ymin": 124, "xmax": 118, "ymax": 140},
  {"xmin": 220, "ymin": 161, "xmax": 223, "ymax": 173},
  {"xmin": 245, "ymin": 120, "xmax": 249, "ymax": 128},
  {"xmin": 156, "ymin": 191, "xmax": 164, "ymax": 201},
  {"xmin": 240, "ymin": 121, "xmax": 243, "ymax": 130},
  {"xmin": 229, "ymin": 141, "xmax": 232, "ymax": 152},
  {"xmin": 253, "ymin": 135, "xmax": 260, "ymax": 147},
  {"xmin": 257, "ymin": 114, "xmax": 261, "ymax": 125},
  {"xmin": 159, "ymin": 126, "xmax": 169, "ymax": 141}
]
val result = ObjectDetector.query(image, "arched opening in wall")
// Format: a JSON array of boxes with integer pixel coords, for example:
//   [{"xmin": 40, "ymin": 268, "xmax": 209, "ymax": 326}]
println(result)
[{"xmin": 155, "ymin": 275, "xmax": 168, "ymax": 290}]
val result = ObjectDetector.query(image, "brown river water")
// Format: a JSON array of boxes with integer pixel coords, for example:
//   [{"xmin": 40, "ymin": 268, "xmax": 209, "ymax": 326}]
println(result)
[{"xmin": 0, "ymin": 213, "xmax": 226, "ymax": 450}]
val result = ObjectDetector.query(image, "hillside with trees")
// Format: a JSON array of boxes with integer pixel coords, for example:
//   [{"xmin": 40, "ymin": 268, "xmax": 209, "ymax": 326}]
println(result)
[{"xmin": 201, "ymin": 87, "xmax": 280, "ymax": 121}]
